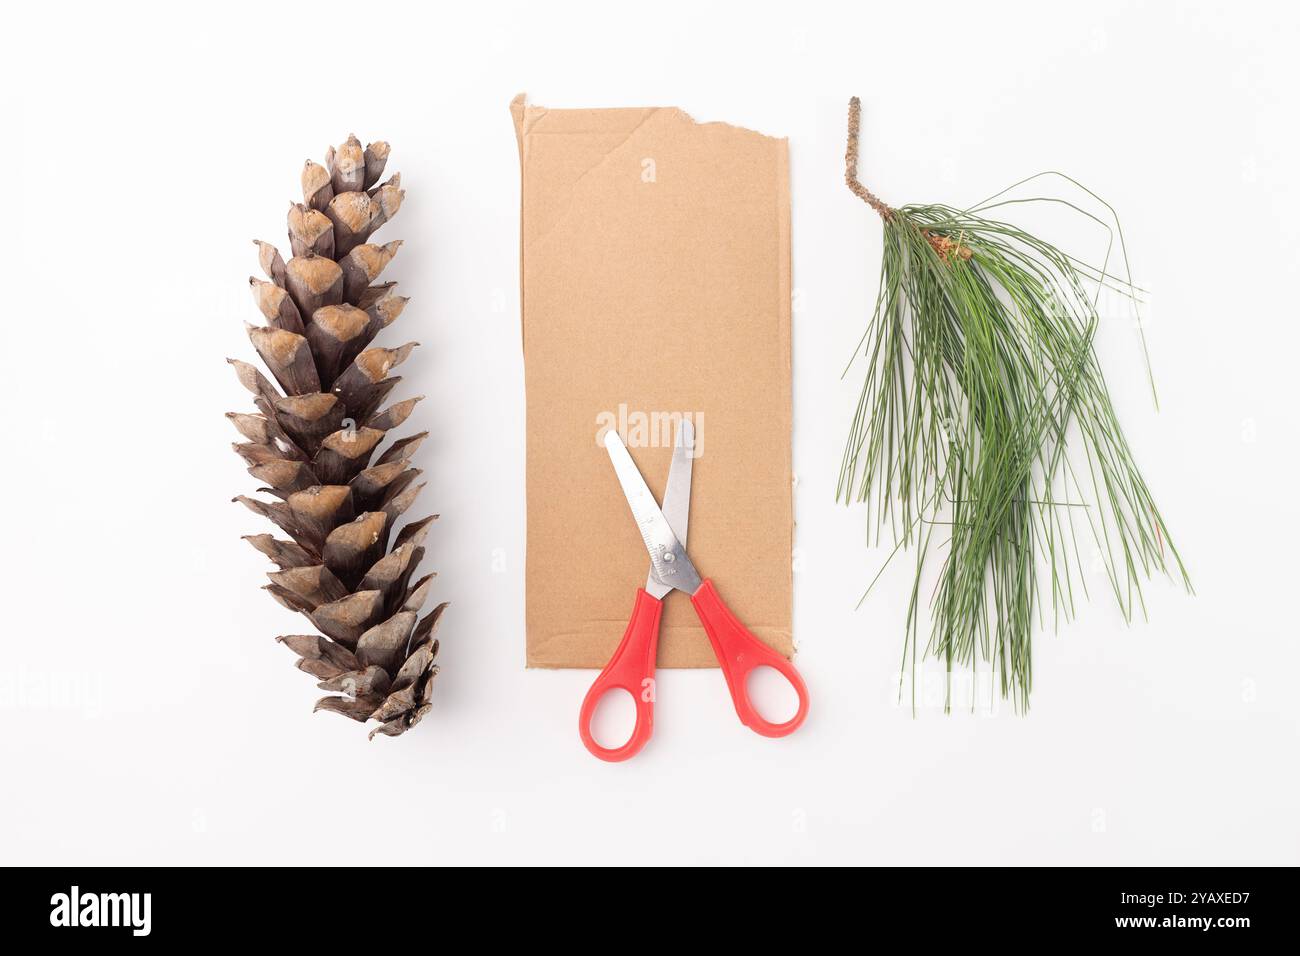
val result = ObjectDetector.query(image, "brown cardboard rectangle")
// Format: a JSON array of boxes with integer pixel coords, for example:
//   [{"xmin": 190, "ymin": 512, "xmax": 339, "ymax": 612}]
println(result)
[{"xmin": 512, "ymin": 94, "xmax": 792, "ymax": 668}]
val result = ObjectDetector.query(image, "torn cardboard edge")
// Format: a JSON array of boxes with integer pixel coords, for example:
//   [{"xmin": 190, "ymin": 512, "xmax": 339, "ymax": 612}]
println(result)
[{"xmin": 513, "ymin": 93, "xmax": 793, "ymax": 668}]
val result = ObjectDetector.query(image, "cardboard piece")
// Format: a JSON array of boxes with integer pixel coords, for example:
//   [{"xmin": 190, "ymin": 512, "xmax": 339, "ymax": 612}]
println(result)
[{"xmin": 512, "ymin": 94, "xmax": 792, "ymax": 668}]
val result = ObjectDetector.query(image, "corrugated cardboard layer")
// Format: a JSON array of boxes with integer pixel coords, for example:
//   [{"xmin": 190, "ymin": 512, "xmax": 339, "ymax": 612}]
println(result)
[{"xmin": 512, "ymin": 95, "xmax": 792, "ymax": 668}]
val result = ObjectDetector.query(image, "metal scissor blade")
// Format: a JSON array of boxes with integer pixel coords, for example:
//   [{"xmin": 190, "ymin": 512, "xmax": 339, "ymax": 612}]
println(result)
[
  {"xmin": 605, "ymin": 429, "xmax": 702, "ymax": 597},
  {"xmin": 644, "ymin": 419, "xmax": 694, "ymax": 598}
]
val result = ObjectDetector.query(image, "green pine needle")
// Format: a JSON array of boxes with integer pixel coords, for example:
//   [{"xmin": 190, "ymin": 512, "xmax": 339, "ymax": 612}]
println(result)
[{"xmin": 840, "ymin": 99, "xmax": 1190, "ymax": 712}]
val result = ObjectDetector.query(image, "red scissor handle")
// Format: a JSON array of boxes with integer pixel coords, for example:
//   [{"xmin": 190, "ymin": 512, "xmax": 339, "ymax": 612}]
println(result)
[
  {"xmin": 691, "ymin": 579, "xmax": 809, "ymax": 737},
  {"xmin": 578, "ymin": 589, "xmax": 662, "ymax": 762}
]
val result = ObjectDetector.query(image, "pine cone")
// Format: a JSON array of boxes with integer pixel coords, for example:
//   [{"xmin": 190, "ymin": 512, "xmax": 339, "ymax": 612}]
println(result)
[{"xmin": 229, "ymin": 135, "xmax": 444, "ymax": 739}]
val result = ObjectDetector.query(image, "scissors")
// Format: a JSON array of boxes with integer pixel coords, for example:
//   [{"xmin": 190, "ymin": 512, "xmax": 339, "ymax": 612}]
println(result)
[{"xmin": 579, "ymin": 419, "xmax": 810, "ymax": 761}]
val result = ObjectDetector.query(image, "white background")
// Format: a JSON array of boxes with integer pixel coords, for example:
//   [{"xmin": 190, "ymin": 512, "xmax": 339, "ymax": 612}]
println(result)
[{"xmin": 3, "ymin": 0, "xmax": 1297, "ymax": 866}]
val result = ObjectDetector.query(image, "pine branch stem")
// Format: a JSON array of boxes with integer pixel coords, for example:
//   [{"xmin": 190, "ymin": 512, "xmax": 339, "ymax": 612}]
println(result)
[{"xmin": 845, "ymin": 97, "xmax": 894, "ymax": 221}]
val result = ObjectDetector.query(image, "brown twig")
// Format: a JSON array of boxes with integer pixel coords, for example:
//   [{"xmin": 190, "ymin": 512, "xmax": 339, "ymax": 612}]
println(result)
[
  {"xmin": 846, "ymin": 98, "xmax": 973, "ymax": 262},
  {"xmin": 845, "ymin": 97, "xmax": 894, "ymax": 221}
]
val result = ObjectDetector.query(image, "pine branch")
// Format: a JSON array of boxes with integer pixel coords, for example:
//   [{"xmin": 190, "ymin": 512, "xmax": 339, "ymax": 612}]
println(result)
[{"xmin": 840, "ymin": 98, "xmax": 1190, "ymax": 711}]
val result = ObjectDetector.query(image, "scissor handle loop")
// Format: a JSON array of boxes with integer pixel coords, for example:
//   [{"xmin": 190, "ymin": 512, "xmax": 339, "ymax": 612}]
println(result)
[
  {"xmin": 578, "ymin": 589, "xmax": 662, "ymax": 761},
  {"xmin": 691, "ymin": 579, "xmax": 810, "ymax": 737}
]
